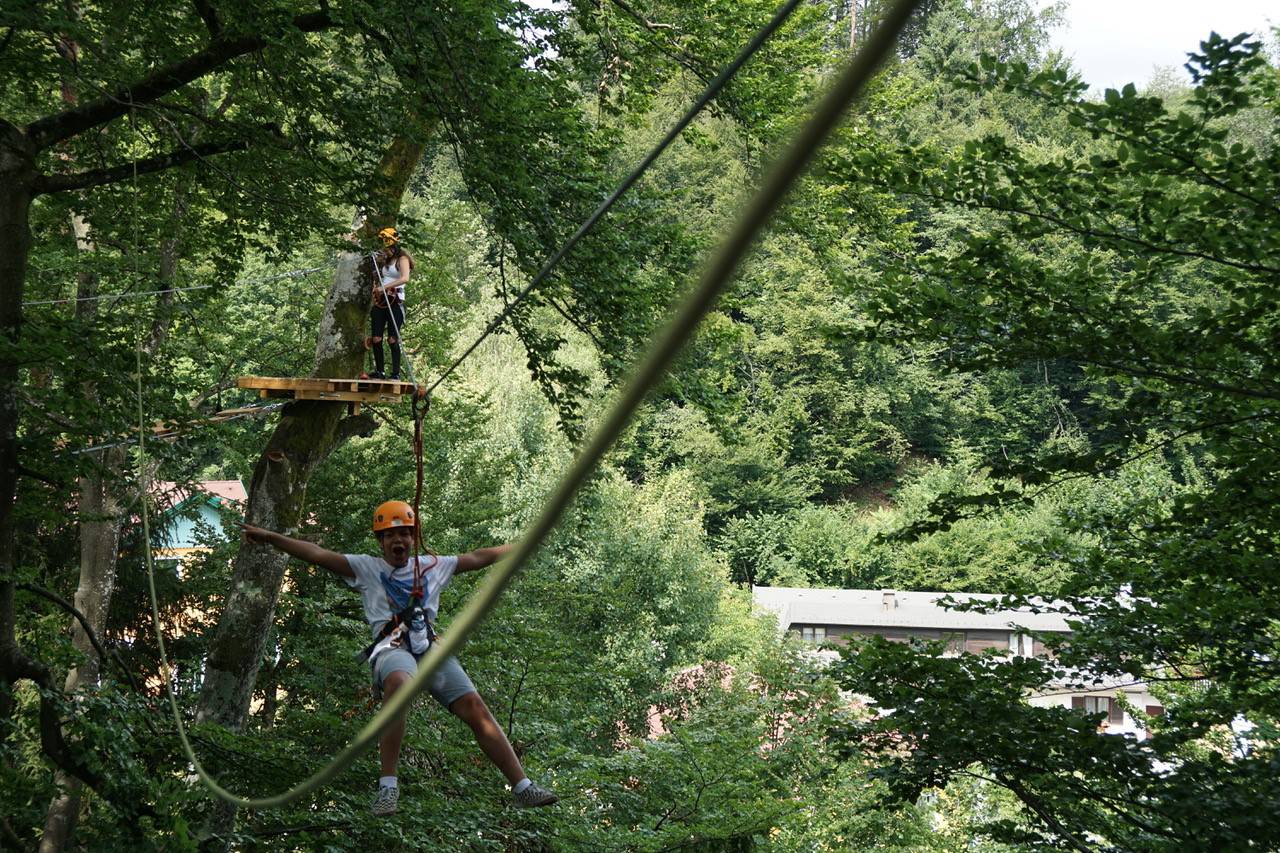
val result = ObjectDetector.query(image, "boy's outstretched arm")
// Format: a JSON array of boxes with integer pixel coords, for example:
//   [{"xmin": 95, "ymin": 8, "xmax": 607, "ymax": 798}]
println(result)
[
  {"xmin": 455, "ymin": 543, "xmax": 514, "ymax": 574},
  {"xmin": 238, "ymin": 522, "xmax": 354, "ymax": 579}
]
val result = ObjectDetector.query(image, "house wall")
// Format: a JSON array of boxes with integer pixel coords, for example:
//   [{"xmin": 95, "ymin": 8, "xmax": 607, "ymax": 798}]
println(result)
[
  {"xmin": 160, "ymin": 503, "xmax": 223, "ymax": 552},
  {"xmin": 1028, "ymin": 688, "xmax": 1164, "ymax": 740},
  {"xmin": 791, "ymin": 623, "xmax": 1020, "ymax": 655},
  {"xmin": 788, "ymin": 622, "xmax": 1160, "ymax": 739}
]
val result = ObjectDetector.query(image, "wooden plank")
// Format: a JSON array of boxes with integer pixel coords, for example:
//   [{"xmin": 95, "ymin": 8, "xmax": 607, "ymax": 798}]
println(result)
[
  {"xmin": 237, "ymin": 376, "xmax": 416, "ymax": 407},
  {"xmin": 293, "ymin": 390, "xmax": 402, "ymax": 404},
  {"xmin": 238, "ymin": 375, "xmax": 415, "ymax": 394}
]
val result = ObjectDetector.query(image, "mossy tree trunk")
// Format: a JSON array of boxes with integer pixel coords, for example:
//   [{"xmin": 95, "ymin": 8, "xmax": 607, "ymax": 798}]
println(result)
[{"xmin": 195, "ymin": 251, "xmax": 377, "ymax": 729}]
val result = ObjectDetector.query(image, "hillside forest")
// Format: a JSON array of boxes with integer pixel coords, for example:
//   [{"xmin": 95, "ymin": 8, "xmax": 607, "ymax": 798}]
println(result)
[{"xmin": 2, "ymin": 0, "xmax": 1279, "ymax": 849}]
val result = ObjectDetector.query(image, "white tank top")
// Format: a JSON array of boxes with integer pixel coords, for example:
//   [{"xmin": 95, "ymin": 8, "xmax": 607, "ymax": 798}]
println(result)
[{"xmin": 377, "ymin": 253, "xmax": 407, "ymax": 304}]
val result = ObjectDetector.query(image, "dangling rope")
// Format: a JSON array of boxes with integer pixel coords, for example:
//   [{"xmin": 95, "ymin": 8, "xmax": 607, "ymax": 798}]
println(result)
[
  {"xmin": 141, "ymin": 0, "xmax": 921, "ymax": 809},
  {"xmin": 409, "ymin": 389, "xmax": 432, "ymax": 600}
]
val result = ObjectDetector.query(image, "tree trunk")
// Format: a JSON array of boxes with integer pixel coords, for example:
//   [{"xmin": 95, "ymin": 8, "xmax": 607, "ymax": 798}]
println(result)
[
  {"xmin": 195, "ymin": 252, "xmax": 375, "ymax": 729},
  {"xmin": 39, "ymin": 446, "xmax": 126, "ymax": 853},
  {"xmin": 41, "ymin": 171, "xmax": 187, "ymax": 853},
  {"xmin": 0, "ymin": 121, "xmax": 37, "ymax": 726}
]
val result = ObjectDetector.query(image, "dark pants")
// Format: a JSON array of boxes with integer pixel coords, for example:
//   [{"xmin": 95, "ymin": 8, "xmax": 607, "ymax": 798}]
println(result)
[{"xmin": 371, "ymin": 304, "xmax": 406, "ymax": 376}]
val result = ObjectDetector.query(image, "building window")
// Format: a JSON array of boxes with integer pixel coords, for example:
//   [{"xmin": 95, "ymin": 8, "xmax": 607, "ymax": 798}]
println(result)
[
  {"xmin": 940, "ymin": 631, "xmax": 965, "ymax": 654},
  {"xmin": 798, "ymin": 626, "xmax": 826, "ymax": 643},
  {"xmin": 1072, "ymin": 695, "xmax": 1124, "ymax": 724},
  {"xmin": 964, "ymin": 630, "xmax": 1009, "ymax": 654}
]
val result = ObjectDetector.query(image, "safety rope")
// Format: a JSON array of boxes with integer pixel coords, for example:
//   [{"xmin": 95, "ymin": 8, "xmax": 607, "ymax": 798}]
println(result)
[
  {"xmin": 141, "ymin": 0, "xmax": 921, "ymax": 809},
  {"xmin": 369, "ymin": 250, "xmax": 433, "ymax": 597},
  {"xmin": 364, "ymin": 249, "xmax": 436, "ymax": 616}
]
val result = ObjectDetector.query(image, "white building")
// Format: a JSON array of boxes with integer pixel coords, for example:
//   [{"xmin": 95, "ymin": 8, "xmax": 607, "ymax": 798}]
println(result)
[{"xmin": 753, "ymin": 585, "xmax": 1164, "ymax": 737}]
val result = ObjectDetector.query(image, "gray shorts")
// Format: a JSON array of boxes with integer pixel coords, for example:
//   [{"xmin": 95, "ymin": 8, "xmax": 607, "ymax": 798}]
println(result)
[{"xmin": 371, "ymin": 648, "xmax": 476, "ymax": 708}]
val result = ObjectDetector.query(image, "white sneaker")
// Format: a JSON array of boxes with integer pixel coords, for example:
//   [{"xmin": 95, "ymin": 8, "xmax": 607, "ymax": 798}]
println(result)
[
  {"xmin": 513, "ymin": 782, "xmax": 558, "ymax": 808},
  {"xmin": 372, "ymin": 784, "xmax": 399, "ymax": 816}
]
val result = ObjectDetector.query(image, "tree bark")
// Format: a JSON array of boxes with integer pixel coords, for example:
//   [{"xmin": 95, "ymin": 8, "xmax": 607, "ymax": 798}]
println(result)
[
  {"xmin": 195, "ymin": 252, "xmax": 376, "ymax": 730},
  {"xmin": 0, "ymin": 121, "xmax": 37, "ymax": 724}
]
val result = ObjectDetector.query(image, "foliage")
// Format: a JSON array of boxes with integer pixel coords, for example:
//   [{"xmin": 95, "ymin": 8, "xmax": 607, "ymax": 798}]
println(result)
[
  {"xmin": 7, "ymin": 0, "xmax": 1280, "ymax": 849},
  {"xmin": 825, "ymin": 27, "xmax": 1280, "ymax": 851}
]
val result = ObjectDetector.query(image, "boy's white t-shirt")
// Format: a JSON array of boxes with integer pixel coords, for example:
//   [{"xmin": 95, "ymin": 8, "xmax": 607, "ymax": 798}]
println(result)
[{"xmin": 344, "ymin": 553, "xmax": 457, "ymax": 640}]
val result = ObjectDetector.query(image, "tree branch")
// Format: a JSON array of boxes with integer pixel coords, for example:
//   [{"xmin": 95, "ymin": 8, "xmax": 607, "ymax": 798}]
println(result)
[
  {"xmin": 607, "ymin": 0, "xmax": 716, "ymax": 88},
  {"xmin": 247, "ymin": 821, "xmax": 351, "ymax": 840},
  {"xmin": 335, "ymin": 413, "xmax": 378, "ymax": 444},
  {"xmin": 24, "ymin": 9, "xmax": 333, "ymax": 150},
  {"xmin": 15, "ymin": 583, "xmax": 147, "ymax": 698},
  {"xmin": 1000, "ymin": 774, "xmax": 1094, "ymax": 853},
  {"xmin": 191, "ymin": 0, "xmax": 222, "ymax": 39},
  {"xmin": 32, "ymin": 137, "xmax": 254, "ymax": 195},
  {"xmin": 0, "ymin": 643, "xmax": 139, "ymax": 811}
]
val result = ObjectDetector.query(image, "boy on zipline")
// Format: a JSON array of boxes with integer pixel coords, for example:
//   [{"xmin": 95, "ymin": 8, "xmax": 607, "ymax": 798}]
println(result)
[{"xmin": 238, "ymin": 501, "xmax": 558, "ymax": 816}]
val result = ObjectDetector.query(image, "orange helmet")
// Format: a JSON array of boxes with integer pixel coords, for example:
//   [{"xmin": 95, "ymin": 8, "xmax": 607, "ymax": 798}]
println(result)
[
  {"xmin": 377, "ymin": 226, "xmax": 401, "ymax": 246},
  {"xmin": 372, "ymin": 500, "xmax": 415, "ymax": 533}
]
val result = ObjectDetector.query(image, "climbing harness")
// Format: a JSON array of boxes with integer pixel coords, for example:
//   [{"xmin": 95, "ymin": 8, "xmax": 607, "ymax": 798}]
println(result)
[{"xmin": 139, "ymin": 0, "xmax": 919, "ymax": 809}]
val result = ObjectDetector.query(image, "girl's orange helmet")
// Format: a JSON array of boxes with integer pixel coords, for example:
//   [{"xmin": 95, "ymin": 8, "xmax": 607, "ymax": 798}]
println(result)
[
  {"xmin": 372, "ymin": 500, "xmax": 415, "ymax": 533},
  {"xmin": 377, "ymin": 227, "xmax": 401, "ymax": 246}
]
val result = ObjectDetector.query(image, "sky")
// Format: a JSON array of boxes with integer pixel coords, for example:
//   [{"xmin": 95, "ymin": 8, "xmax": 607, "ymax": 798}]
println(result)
[{"xmin": 1044, "ymin": 0, "xmax": 1277, "ymax": 92}]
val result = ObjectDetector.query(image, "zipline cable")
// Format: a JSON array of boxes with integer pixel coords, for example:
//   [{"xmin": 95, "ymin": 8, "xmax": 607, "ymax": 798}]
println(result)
[
  {"xmin": 142, "ymin": 0, "xmax": 920, "ymax": 809},
  {"xmin": 419, "ymin": 0, "xmax": 806, "ymax": 400}
]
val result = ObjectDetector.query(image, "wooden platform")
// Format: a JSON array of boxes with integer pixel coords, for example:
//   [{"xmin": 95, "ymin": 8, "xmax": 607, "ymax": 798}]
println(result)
[{"xmin": 237, "ymin": 376, "xmax": 419, "ymax": 414}]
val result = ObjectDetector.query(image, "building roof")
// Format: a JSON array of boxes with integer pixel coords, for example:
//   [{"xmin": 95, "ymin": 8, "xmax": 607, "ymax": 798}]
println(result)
[
  {"xmin": 752, "ymin": 585, "xmax": 1073, "ymax": 633},
  {"xmin": 151, "ymin": 479, "xmax": 248, "ymax": 512}
]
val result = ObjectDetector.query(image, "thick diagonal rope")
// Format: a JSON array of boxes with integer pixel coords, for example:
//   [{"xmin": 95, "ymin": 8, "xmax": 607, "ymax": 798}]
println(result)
[
  {"xmin": 142, "ymin": 0, "xmax": 920, "ymax": 809},
  {"xmin": 419, "ymin": 0, "xmax": 806, "ymax": 400}
]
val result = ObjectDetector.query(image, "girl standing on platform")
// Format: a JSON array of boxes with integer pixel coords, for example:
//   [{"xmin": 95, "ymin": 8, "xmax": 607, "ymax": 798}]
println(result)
[{"xmin": 369, "ymin": 227, "xmax": 414, "ymax": 380}]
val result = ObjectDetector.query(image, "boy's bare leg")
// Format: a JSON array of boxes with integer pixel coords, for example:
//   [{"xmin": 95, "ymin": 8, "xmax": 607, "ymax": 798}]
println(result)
[
  {"xmin": 448, "ymin": 692, "xmax": 523, "ymax": 784},
  {"xmin": 380, "ymin": 670, "xmax": 411, "ymax": 776}
]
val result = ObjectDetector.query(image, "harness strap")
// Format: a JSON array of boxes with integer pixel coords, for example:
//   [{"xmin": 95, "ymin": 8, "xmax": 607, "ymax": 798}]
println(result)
[
  {"xmin": 369, "ymin": 253, "xmax": 403, "ymax": 309},
  {"xmin": 357, "ymin": 593, "xmax": 439, "ymax": 663}
]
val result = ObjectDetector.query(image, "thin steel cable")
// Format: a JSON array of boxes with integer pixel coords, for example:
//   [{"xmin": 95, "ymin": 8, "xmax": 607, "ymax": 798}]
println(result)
[
  {"xmin": 24, "ymin": 284, "xmax": 213, "ymax": 307},
  {"xmin": 420, "ymin": 0, "xmax": 807, "ymax": 399},
  {"xmin": 22, "ymin": 261, "xmax": 334, "ymax": 307},
  {"xmin": 71, "ymin": 403, "xmax": 288, "ymax": 455},
  {"xmin": 138, "ymin": 0, "xmax": 920, "ymax": 810}
]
